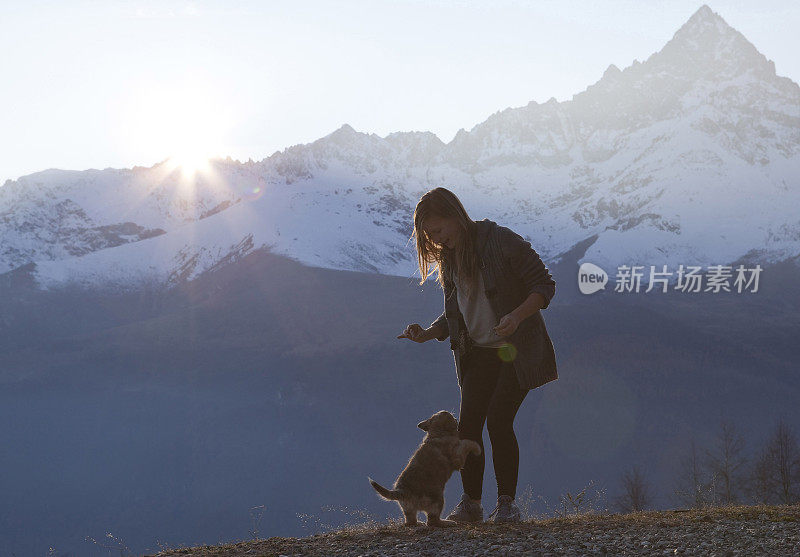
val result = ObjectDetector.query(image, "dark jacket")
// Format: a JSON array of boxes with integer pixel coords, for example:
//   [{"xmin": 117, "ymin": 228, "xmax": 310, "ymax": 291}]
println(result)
[{"xmin": 429, "ymin": 219, "xmax": 558, "ymax": 391}]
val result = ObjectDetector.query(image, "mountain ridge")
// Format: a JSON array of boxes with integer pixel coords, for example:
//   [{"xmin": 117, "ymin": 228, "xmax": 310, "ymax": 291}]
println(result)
[{"xmin": 1, "ymin": 4, "xmax": 798, "ymax": 290}]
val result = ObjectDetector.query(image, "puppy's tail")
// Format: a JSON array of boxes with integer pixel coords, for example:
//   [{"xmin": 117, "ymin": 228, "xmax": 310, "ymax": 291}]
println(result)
[{"xmin": 368, "ymin": 477, "xmax": 402, "ymax": 501}]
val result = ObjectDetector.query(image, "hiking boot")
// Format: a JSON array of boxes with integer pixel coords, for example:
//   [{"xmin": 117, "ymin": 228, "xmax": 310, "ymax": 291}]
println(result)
[
  {"xmin": 486, "ymin": 495, "xmax": 521, "ymax": 523},
  {"xmin": 444, "ymin": 493, "xmax": 484, "ymax": 523}
]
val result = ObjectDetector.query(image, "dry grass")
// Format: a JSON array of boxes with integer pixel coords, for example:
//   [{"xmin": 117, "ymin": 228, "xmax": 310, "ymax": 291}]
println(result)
[{"xmin": 147, "ymin": 503, "xmax": 800, "ymax": 556}]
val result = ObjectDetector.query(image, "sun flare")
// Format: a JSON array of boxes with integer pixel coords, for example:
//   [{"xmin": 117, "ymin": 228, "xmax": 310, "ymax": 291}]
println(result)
[
  {"xmin": 167, "ymin": 153, "xmax": 212, "ymax": 178},
  {"xmin": 115, "ymin": 76, "xmax": 235, "ymax": 182}
]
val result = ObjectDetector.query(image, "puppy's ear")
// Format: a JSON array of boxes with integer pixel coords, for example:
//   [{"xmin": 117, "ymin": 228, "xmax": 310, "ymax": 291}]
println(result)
[{"xmin": 417, "ymin": 419, "xmax": 430, "ymax": 431}]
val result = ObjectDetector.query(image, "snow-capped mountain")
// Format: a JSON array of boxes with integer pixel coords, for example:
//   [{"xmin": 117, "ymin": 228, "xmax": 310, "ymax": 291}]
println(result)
[{"xmin": 1, "ymin": 4, "xmax": 798, "ymax": 290}]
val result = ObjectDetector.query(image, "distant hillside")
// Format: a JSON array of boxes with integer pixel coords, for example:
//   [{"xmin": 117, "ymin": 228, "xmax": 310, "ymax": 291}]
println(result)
[{"xmin": 2, "ymin": 245, "xmax": 799, "ymax": 556}]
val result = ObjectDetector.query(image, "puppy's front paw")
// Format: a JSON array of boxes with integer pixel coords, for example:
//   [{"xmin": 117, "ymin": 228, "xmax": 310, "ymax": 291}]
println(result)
[
  {"xmin": 465, "ymin": 440, "xmax": 481, "ymax": 456},
  {"xmin": 454, "ymin": 440, "xmax": 481, "ymax": 470}
]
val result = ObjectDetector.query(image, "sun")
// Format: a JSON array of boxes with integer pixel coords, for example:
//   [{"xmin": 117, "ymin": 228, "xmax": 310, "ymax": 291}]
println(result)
[
  {"xmin": 167, "ymin": 152, "xmax": 212, "ymax": 178},
  {"xmin": 114, "ymin": 75, "xmax": 235, "ymax": 181}
]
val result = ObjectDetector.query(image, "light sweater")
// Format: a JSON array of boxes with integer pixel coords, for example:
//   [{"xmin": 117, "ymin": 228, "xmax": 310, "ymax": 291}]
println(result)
[
  {"xmin": 453, "ymin": 268, "xmax": 507, "ymax": 348},
  {"xmin": 429, "ymin": 219, "xmax": 558, "ymax": 391}
]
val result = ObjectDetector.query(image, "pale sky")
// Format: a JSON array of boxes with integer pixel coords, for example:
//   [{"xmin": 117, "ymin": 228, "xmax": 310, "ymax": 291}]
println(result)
[{"xmin": 1, "ymin": 0, "xmax": 798, "ymax": 183}]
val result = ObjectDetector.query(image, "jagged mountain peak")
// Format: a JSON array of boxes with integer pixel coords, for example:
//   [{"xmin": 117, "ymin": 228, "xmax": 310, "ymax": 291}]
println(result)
[
  {"xmin": 321, "ymin": 123, "xmax": 364, "ymax": 142},
  {"xmin": 333, "ymin": 122, "xmax": 357, "ymax": 134},
  {"xmin": 670, "ymin": 3, "xmax": 744, "ymax": 52},
  {"xmin": 308, "ymin": 123, "xmax": 383, "ymax": 159},
  {"xmin": 647, "ymin": 3, "xmax": 776, "ymax": 80},
  {"xmin": 682, "ymin": 4, "xmax": 723, "ymax": 31},
  {"xmin": 572, "ymin": 4, "xmax": 778, "ymax": 107},
  {"xmin": 603, "ymin": 64, "xmax": 622, "ymax": 78}
]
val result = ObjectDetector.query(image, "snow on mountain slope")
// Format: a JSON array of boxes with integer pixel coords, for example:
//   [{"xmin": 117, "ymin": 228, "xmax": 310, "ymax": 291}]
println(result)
[
  {"xmin": 2, "ymin": 4, "xmax": 799, "ymax": 290},
  {"xmin": 0, "ymin": 160, "xmax": 259, "ymax": 274},
  {"xmin": 31, "ymin": 165, "xmax": 420, "ymax": 289}
]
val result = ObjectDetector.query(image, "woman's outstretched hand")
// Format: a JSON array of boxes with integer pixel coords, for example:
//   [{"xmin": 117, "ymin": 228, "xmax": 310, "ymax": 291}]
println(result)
[{"xmin": 397, "ymin": 323, "xmax": 433, "ymax": 343}]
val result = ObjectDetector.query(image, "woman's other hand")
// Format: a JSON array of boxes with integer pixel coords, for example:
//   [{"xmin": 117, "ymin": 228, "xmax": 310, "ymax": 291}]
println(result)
[{"xmin": 397, "ymin": 323, "xmax": 433, "ymax": 343}]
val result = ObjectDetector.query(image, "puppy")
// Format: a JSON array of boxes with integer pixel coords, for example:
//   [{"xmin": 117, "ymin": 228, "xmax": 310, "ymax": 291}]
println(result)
[{"xmin": 368, "ymin": 410, "xmax": 481, "ymax": 527}]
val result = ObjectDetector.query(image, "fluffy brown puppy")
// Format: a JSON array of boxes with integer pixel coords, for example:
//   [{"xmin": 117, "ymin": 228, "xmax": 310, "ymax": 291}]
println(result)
[{"xmin": 368, "ymin": 410, "xmax": 481, "ymax": 527}]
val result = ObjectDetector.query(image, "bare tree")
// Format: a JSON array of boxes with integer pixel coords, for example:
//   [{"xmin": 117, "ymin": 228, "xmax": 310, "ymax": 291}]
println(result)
[
  {"xmin": 672, "ymin": 437, "xmax": 712, "ymax": 508},
  {"xmin": 765, "ymin": 418, "xmax": 800, "ymax": 504},
  {"xmin": 614, "ymin": 465, "xmax": 652, "ymax": 513},
  {"xmin": 747, "ymin": 444, "xmax": 777, "ymax": 505},
  {"xmin": 705, "ymin": 418, "xmax": 748, "ymax": 505}
]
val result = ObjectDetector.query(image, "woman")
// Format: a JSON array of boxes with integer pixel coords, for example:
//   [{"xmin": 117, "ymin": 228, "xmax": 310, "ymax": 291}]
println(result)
[{"xmin": 397, "ymin": 187, "xmax": 558, "ymax": 524}]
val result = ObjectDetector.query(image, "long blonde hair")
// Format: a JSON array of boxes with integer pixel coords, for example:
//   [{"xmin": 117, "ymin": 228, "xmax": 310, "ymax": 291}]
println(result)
[{"xmin": 411, "ymin": 187, "xmax": 479, "ymax": 290}]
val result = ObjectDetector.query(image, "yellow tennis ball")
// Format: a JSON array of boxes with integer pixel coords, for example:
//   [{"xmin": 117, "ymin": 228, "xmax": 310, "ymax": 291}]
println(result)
[{"xmin": 497, "ymin": 343, "xmax": 517, "ymax": 362}]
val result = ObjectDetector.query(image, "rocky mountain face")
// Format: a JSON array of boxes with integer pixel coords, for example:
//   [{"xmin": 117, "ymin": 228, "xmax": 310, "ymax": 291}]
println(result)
[{"xmin": 1, "ymin": 4, "xmax": 798, "ymax": 290}]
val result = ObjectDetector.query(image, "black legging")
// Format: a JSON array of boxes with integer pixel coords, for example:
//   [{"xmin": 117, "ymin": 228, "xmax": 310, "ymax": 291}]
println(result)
[{"xmin": 458, "ymin": 345, "xmax": 529, "ymax": 500}]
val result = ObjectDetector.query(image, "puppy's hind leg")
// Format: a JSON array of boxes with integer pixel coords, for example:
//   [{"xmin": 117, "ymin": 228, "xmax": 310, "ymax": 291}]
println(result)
[
  {"xmin": 399, "ymin": 502, "xmax": 422, "ymax": 528},
  {"xmin": 424, "ymin": 496, "xmax": 458, "ymax": 528}
]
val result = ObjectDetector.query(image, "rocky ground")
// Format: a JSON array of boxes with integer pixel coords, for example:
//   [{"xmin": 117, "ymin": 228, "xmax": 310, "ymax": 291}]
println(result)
[{"xmin": 149, "ymin": 504, "xmax": 800, "ymax": 556}]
